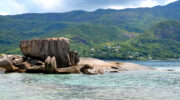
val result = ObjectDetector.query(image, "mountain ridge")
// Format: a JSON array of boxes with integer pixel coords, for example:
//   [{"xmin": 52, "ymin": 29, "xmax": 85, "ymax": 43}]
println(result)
[{"xmin": 0, "ymin": 0, "xmax": 180, "ymax": 60}]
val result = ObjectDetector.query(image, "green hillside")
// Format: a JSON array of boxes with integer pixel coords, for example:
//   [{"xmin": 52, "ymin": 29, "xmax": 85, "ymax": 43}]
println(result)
[
  {"xmin": 90, "ymin": 20, "xmax": 180, "ymax": 60},
  {"xmin": 0, "ymin": 0, "xmax": 180, "ymax": 60}
]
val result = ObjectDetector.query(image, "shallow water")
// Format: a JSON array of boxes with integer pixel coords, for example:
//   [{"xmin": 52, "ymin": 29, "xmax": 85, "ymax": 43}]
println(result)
[{"xmin": 0, "ymin": 61, "xmax": 180, "ymax": 100}]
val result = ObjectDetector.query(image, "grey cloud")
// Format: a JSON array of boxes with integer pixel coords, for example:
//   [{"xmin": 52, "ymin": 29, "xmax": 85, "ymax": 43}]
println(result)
[
  {"xmin": 0, "ymin": 0, "xmax": 177, "ymax": 15},
  {"xmin": 53, "ymin": 0, "xmax": 177, "ymax": 12}
]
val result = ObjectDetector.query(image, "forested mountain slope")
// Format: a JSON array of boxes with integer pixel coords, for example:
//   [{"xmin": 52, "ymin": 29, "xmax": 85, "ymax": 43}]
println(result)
[{"xmin": 0, "ymin": 0, "xmax": 180, "ymax": 59}]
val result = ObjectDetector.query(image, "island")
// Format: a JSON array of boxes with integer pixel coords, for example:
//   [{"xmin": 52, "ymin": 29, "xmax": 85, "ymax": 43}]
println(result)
[{"xmin": 0, "ymin": 37, "xmax": 155, "ymax": 74}]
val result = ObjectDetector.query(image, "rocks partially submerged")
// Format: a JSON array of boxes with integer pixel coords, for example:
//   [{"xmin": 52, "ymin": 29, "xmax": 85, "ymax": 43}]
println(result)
[
  {"xmin": 78, "ymin": 58, "xmax": 155, "ymax": 74},
  {"xmin": 0, "ymin": 38, "xmax": 155, "ymax": 75},
  {"xmin": 0, "ymin": 55, "xmax": 155, "ymax": 75}
]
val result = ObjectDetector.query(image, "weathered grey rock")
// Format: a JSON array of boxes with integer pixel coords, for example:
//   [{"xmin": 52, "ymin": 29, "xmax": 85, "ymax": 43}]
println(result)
[
  {"xmin": 20, "ymin": 38, "xmax": 79, "ymax": 67},
  {"xmin": 56, "ymin": 66, "xmax": 80, "ymax": 74},
  {"xmin": 0, "ymin": 54, "xmax": 19, "ymax": 72},
  {"xmin": 78, "ymin": 57, "xmax": 155, "ymax": 74},
  {"xmin": 69, "ymin": 51, "xmax": 79, "ymax": 66},
  {"xmin": 80, "ymin": 64, "xmax": 94, "ymax": 73},
  {"xmin": 45, "ymin": 56, "xmax": 57, "ymax": 74},
  {"xmin": 19, "ymin": 60, "xmax": 45, "ymax": 73},
  {"xmin": 83, "ymin": 68, "xmax": 104, "ymax": 75},
  {"xmin": 20, "ymin": 62, "xmax": 31, "ymax": 69},
  {"xmin": 26, "ymin": 59, "xmax": 44, "ymax": 66},
  {"xmin": 79, "ymin": 64, "xmax": 102, "ymax": 75},
  {"xmin": 26, "ymin": 65, "xmax": 45, "ymax": 73},
  {"xmin": 8, "ymin": 55, "xmax": 24, "ymax": 66}
]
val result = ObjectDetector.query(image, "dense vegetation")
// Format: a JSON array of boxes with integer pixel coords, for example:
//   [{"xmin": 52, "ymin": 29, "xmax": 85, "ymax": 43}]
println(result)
[{"xmin": 0, "ymin": 0, "xmax": 180, "ymax": 60}]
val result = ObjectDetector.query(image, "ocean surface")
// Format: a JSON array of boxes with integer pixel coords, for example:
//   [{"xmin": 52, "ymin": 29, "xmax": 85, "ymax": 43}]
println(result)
[{"xmin": 0, "ymin": 60, "xmax": 180, "ymax": 100}]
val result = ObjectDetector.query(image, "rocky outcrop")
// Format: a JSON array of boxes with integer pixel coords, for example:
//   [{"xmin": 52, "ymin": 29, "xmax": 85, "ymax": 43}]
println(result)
[
  {"xmin": 0, "ymin": 54, "xmax": 155, "ymax": 74},
  {"xmin": 77, "ymin": 57, "xmax": 155, "ymax": 74},
  {"xmin": 0, "ymin": 37, "xmax": 156, "ymax": 75},
  {"xmin": 20, "ymin": 38, "xmax": 79, "ymax": 67}
]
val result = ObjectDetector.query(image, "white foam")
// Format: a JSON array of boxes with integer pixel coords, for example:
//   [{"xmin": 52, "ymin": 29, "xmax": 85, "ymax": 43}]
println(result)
[{"xmin": 156, "ymin": 67, "xmax": 180, "ymax": 72}]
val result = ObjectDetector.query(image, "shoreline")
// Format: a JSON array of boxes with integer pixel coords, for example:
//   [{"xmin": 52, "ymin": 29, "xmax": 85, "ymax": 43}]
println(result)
[
  {"xmin": 103, "ymin": 59, "xmax": 180, "ymax": 62},
  {"xmin": 0, "ymin": 55, "xmax": 155, "ymax": 75}
]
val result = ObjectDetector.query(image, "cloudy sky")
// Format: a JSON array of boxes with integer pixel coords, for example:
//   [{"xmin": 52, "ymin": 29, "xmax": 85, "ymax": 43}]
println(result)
[{"xmin": 0, "ymin": 0, "xmax": 177, "ymax": 15}]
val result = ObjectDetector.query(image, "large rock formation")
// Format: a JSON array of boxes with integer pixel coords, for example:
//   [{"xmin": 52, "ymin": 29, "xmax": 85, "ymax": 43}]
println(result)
[
  {"xmin": 0, "ymin": 53, "xmax": 156, "ymax": 74},
  {"xmin": 20, "ymin": 38, "xmax": 79, "ymax": 67},
  {"xmin": 0, "ymin": 37, "xmax": 156, "ymax": 74}
]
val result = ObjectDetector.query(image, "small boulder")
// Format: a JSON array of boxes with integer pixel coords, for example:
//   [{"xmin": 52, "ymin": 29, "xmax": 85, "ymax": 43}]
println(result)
[
  {"xmin": 7, "ymin": 55, "xmax": 24, "ymax": 67},
  {"xmin": 0, "ymin": 54, "xmax": 19, "ymax": 73},
  {"xmin": 45, "ymin": 56, "xmax": 57, "ymax": 74},
  {"xmin": 20, "ymin": 61, "xmax": 45, "ymax": 73},
  {"xmin": 26, "ymin": 65, "xmax": 45, "ymax": 73},
  {"xmin": 20, "ymin": 62, "xmax": 32, "ymax": 69},
  {"xmin": 69, "ymin": 51, "xmax": 79, "ymax": 66},
  {"xmin": 83, "ymin": 68, "xmax": 104, "ymax": 75},
  {"xmin": 80, "ymin": 64, "xmax": 94, "ymax": 73},
  {"xmin": 56, "ymin": 66, "xmax": 80, "ymax": 74},
  {"xmin": 26, "ymin": 59, "xmax": 44, "ymax": 66}
]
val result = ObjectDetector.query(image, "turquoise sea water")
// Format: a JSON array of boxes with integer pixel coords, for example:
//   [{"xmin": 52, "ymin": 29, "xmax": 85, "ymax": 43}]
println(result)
[{"xmin": 0, "ymin": 61, "xmax": 180, "ymax": 100}]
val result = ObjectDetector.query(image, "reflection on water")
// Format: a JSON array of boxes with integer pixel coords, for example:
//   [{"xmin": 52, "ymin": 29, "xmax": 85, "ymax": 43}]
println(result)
[{"xmin": 0, "ymin": 61, "xmax": 180, "ymax": 100}]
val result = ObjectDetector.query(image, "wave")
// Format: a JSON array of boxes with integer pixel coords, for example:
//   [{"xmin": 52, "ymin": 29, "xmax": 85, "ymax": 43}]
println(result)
[{"xmin": 155, "ymin": 67, "xmax": 180, "ymax": 72}]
